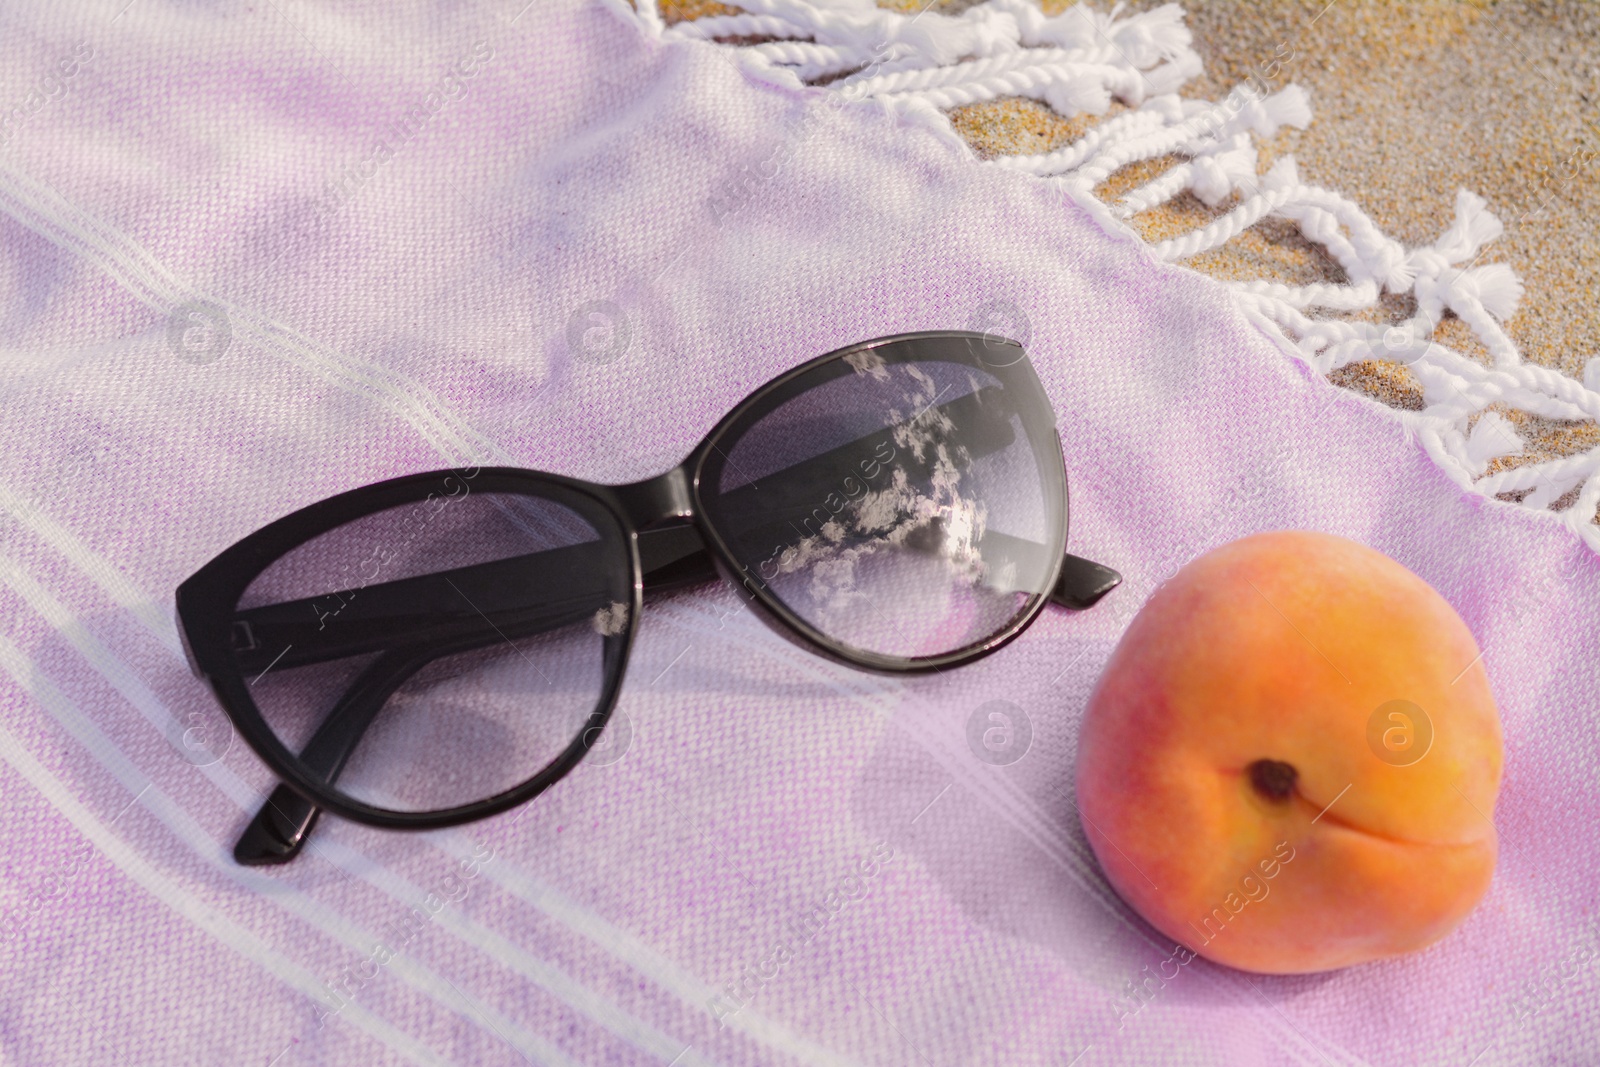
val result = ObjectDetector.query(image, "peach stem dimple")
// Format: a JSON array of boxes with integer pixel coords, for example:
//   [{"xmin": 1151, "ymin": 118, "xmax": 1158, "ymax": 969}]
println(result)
[{"xmin": 1248, "ymin": 759, "xmax": 1298, "ymax": 802}]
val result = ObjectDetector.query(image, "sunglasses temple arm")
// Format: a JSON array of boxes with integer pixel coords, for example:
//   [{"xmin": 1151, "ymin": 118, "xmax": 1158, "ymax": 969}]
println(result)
[
  {"xmin": 231, "ymin": 527, "xmax": 717, "ymax": 865},
  {"xmin": 234, "ymin": 649, "xmax": 424, "ymax": 865},
  {"xmin": 235, "ymin": 784, "xmax": 321, "ymax": 866},
  {"xmin": 1050, "ymin": 553, "xmax": 1122, "ymax": 609},
  {"xmin": 625, "ymin": 532, "xmax": 1122, "ymax": 612}
]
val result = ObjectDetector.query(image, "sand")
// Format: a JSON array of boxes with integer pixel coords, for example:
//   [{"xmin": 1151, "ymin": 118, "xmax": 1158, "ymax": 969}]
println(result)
[{"xmin": 657, "ymin": 0, "xmax": 1600, "ymax": 514}]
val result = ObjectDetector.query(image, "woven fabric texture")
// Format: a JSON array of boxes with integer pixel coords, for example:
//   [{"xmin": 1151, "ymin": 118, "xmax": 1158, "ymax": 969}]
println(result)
[{"xmin": 0, "ymin": 1, "xmax": 1594, "ymax": 1065}]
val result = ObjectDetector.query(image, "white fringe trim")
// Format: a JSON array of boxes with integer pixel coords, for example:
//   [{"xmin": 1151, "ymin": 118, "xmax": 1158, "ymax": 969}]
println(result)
[{"xmin": 632, "ymin": 0, "xmax": 1600, "ymax": 552}]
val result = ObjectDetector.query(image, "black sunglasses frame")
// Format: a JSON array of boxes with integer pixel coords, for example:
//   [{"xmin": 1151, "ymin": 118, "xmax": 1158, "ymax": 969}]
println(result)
[{"xmin": 176, "ymin": 331, "xmax": 1121, "ymax": 862}]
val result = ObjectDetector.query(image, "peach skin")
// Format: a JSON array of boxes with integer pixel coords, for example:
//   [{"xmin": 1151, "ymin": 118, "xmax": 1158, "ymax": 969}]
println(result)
[{"xmin": 1075, "ymin": 530, "xmax": 1503, "ymax": 974}]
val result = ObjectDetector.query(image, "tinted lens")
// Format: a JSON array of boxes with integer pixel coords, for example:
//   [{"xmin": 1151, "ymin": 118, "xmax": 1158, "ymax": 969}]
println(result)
[
  {"xmin": 229, "ymin": 484, "xmax": 631, "ymax": 814},
  {"xmin": 699, "ymin": 339, "xmax": 1065, "ymax": 661}
]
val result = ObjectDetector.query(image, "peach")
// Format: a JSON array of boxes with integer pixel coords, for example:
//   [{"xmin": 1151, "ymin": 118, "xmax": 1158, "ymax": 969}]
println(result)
[{"xmin": 1075, "ymin": 530, "xmax": 1503, "ymax": 974}]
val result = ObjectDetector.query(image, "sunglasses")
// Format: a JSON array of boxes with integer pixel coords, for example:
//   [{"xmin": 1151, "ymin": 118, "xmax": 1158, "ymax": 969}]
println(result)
[{"xmin": 176, "ymin": 331, "xmax": 1121, "ymax": 866}]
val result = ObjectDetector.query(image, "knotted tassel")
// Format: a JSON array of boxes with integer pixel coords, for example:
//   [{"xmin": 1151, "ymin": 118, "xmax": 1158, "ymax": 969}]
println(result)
[{"xmin": 1462, "ymin": 411, "xmax": 1524, "ymax": 477}]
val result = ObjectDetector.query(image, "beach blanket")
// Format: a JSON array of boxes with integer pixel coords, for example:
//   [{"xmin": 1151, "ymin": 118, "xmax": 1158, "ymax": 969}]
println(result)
[{"xmin": 0, "ymin": 0, "xmax": 1596, "ymax": 1063}]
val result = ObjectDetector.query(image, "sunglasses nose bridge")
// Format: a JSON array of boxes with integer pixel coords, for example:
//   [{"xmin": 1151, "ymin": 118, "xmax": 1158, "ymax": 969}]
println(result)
[{"xmin": 610, "ymin": 465, "xmax": 695, "ymax": 529}]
